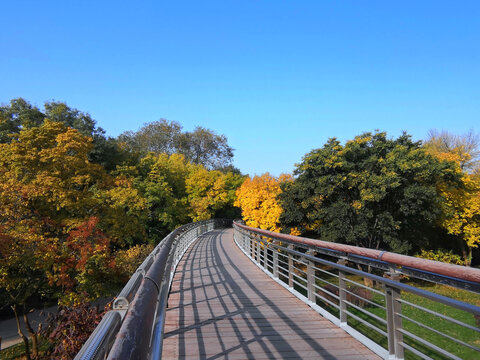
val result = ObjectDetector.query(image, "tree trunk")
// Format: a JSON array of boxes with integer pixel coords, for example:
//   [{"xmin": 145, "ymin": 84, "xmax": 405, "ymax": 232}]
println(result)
[
  {"xmin": 459, "ymin": 240, "xmax": 472, "ymax": 266},
  {"xmin": 466, "ymin": 247, "xmax": 473, "ymax": 267},
  {"xmin": 23, "ymin": 311, "xmax": 38, "ymax": 358},
  {"xmin": 356, "ymin": 263, "xmax": 374, "ymax": 287},
  {"xmin": 12, "ymin": 305, "xmax": 31, "ymax": 360}
]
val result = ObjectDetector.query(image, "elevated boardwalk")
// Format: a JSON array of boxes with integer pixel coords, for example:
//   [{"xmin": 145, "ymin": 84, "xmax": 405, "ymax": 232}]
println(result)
[{"xmin": 162, "ymin": 229, "xmax": 381, "ymax": 359}]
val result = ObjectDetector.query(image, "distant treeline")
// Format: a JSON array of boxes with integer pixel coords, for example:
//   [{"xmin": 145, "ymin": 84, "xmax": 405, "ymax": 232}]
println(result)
[{"xmin": 1, "ymin": 98, "xmax": 478, "ymax": 358}]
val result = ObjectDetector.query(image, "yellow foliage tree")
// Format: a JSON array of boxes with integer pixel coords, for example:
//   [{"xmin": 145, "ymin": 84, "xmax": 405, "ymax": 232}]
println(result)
[
  {"xmin": 234, "ymin": 173, "xmax": 292, "ymax": 232},
  {"xmin": 425, "ymin": 142, "xmax": 480, "ymax": 265}
]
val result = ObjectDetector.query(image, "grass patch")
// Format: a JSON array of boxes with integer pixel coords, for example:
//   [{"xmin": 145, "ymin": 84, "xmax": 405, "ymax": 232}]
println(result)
[
  {"xmin": 276, "ymin": 256, "xmax": 480, "ymax": 359},
  {"xmin": 0, "ymin": 338, "xmax": 50, "ymax": 360}
]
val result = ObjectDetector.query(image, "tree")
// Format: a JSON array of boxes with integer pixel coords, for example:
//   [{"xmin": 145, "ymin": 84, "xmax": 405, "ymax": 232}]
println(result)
[
  {"xmin": 235, "ymin": 173, "xmax": 292, "ymax": 232},
  {"xmin": 0, "ymin": 98, "xmax": 44, "ymax": 142},
  {"xmin": 134, "ymin": 153, "xmax": 191, "ymax": 239},
  {"xmin": 425, "ymin": 132, "xmax": 480, "ymax": 265},
  {"xmin": 0, "ymin": 98, "xmax": 125, "ymax": 170},
  {"xmin": 118, "ymin": 120, "xmax": 234, "ymax": 170},
  {"xmin": 279, "ymin": 132, "xmax": 461, "ymax": 253},
  {"xmin": 118, "ymin": 119, "xmax": 182, "ymax": 155},
  {"xmin": 177, "ymin": 126, "xmax": 234, "ymax": 170},
  {"xmin": 0, "ymin": 121, "xmax": 136, "ymax": 357},
  {"xmin": 186, "ymin": 165, "xmax": 244, "ymax": 221},
  {"xmin": 425, "ymin": 129, "xmax": 480, "ymax": 173}
]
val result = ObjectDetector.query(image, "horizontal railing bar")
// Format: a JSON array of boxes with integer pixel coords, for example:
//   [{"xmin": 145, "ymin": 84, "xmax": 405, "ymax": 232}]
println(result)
[
  {"xmin": 342, "ymin": 287, "xmax": 386, "ymax": 310},
  {"xmin": 398, "ymin": 313, "xmax": 480, "ymax": 352},
  {"xmin": 234, "ymin": 222, "xmax": 480, "ymax": 285},
  {"xmin": 343, "ymin": 277, "xmax": 385, "ymax": 297},
  {"xmin": 279, "ymin": 245, "xmax": 480, "ymax": 315},
  {"xmin": 344, "ymin": 300, "xmax": 387, "ymax": 325},
  {"xmin": 312, "ymin": 283, "xmax": 339, "ymax": 300},
  {"xmin": 400, "ymin": 342, "xmax": 435, "ymax": 360},
  {"xmin": 234, "ymin": 222, "xmax": 480, "ymax": 360},
  {"xmin": 344, "ymin": 310, "xmax": 388, "ymax": 337},
  {"xmin": 312, "ymin": 265, "xmax": 339, "ymax": 279},
  {"xmin": 314, "ymin": 293, "xmax": 340, "ymax": 309},
  {"xmin": 292, "ymin": 279, "xmax": 308, "ymax": 291},
  {"xmin": 398, "ymin": 328, "xmax": 462, "ymax": 360},
  {"xmin": 397, "ymin": 298, "xmax": 480, "ymax": 333}
]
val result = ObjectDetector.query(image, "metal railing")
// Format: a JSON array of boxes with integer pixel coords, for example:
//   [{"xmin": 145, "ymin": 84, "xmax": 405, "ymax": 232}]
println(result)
[
  {"xmin": 75, "ymin": 219, "xmax": 231, "ymax": 360},
  {"xmin": 233, "ymin": 221, "xmax": 480, "ymax": 360}
]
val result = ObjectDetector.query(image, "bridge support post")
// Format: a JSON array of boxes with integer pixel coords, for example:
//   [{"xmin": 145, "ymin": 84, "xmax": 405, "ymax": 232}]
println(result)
[
  {"xmin": 250, "ymin": 233, "xmax": 254, "ymax": 259},
  {"xmin": 337, "ymin": 259, "xmax": 348, "ymax": 325},
  {"xmin": 307, "ymin": 250, "xmax": 316, "ymax": 303},
  {"xmin": 385, "ymin": 272, "xmax": 404, "ymax": 360},
  {"xmin": 263, "ymin": 240, "xmax": 268, "ymax": 270},
  {"xmin": 288, "ymin": 245, "xmax": 294, "ymax": 288},
  {"xmin": 256, "ymin": 236, "xmax": 261, "ymax": 264},
  {"xmin": 272, "ymin": 243, "xmax": 279, "ymax": 278}
]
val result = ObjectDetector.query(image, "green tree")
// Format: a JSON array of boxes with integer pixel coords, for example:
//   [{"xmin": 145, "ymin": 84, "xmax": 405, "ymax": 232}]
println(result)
[
  {"xmin": 118, "ymin": 120, "xmax": 234, "ymax": 169},
  {"xmin": 177, "ymin": 126, "xmax": 234, "ymax": 169},
  {"xmin": 0, "ymin": 98, "xmax": 125, "ymax": 170},
  {"xmin": 0, "ymin": 98, "xmax": 44, "ymax": 142},
  {"xmin": 134, "ymin": 153, "xmax": 191, "ymax": 240},
  {"xmin": 279, "ymin": 131, "xmax": 461, "ymax": 253}
]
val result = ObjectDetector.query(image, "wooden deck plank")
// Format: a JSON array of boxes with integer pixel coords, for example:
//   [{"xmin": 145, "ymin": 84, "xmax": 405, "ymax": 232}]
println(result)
[{"xmin": 161, "ymin": 229, "xmax": 381, "ymax": 360}]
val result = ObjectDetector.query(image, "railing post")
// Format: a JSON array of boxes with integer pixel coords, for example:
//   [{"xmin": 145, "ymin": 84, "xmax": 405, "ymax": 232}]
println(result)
[
  {"xmin": 288, "ymin": 244, "xmax": 294, "ymax": 287},
  {"xmin": 307, "ymin": 249, "xmax": 316, "ymax": 303},
  {"xmin": 385, "ymin": 272, "xmax": 404, "ymax": 360},
  {"xmin": 337, "ymin": 259, "xmax": 348, "ymax": 325},
  {"xmin": 263, "ymin": 239, "xmax": 268, "ymax": 270},
  {"xmin": 251, "ymin": 233, "xmax": 254, "ymax": 260},
  {"xmin": 273, "ymin": 242, "xmax": 279, "ymax": 278},
  {"xmin": 256, "ymin": 236, "xmax": 261, "ymax": 264}
]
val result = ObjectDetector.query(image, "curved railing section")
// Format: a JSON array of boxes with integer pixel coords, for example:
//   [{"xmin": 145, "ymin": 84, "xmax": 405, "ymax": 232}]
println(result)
[
  {"xmin": 75, "ymin": 219, "xmax": 231, "ymax": 360},
  {"xmin": 233, "ymin": 221, "xmax": 480, "ymax": 360}
]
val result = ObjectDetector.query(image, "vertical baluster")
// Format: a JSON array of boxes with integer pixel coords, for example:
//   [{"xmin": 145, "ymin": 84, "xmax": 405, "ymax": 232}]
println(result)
[
  {"xmin": 306, "ymin": 249, "xmax": 316, "ymax": 303},
  {"xmin": 385, "ymin": 272, "xmax": 404, "ymax": 359},
  {"xmin": 263, "ymin": 239, "xmax": 268, "ymax": 270},
  {"xmin": 337, "ymin": 259, "xmax": 347, "ymax": 325},
  {"xmin": 273, "ymin": 242, "xmax": 279, "ymax": 278},
  {"xmin": 256, "ymin": 236, "xmax": 261, "ymax": 264},
  {"xmin": 288, "ymin": 244, "xmax": 294, "ymax": 288}
]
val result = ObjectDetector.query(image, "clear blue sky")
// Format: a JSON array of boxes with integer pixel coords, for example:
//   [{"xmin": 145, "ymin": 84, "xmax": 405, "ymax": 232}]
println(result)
[{"xmin": 1, "ymin": 1, "xmax": 479, "ymax": 176}]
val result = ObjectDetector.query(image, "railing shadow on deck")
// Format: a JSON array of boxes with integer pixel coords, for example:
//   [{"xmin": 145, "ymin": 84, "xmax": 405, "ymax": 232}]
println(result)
[
  {"xmin": 74, "ymin": 219, "xmax": 480, "ymax": 360},
  {"xmin": 233, "ymin": 222, "xmax": 480, "ymax": 360},
  {"xmin": 165, "ymin": 230, "xmax": 336, "ymax": 359}
]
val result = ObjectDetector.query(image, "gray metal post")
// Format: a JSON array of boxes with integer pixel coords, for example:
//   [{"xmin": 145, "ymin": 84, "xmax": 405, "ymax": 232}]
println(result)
[
  {"xmin": 337, "ymin": 259, "xmax": 347, "ymax": 325},
  {"xmin": 264, "ymin": 240, "xmax": 268, "ymax": 270},
  {"xmin": 273, "ymin": 242, "xmax": 279, "ymax": 278},
  {"xmin": 385, "ymin": 272, "xmax": 404, "ymax": 359},
  {"xmin": 256, "ymin": 236, "xmax": 261, "ymax": 264},
  {"xmin": 307, "ymin": 250, "xmax": 316, "ymax": 303},
  {"xmin": 288, "ymin": 244, "xmax": 294, "ymax": 288}
]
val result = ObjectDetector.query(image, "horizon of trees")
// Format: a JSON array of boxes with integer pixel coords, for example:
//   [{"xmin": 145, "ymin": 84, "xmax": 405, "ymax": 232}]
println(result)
[
  {"xmin": 1, "ymin": 97, "xmax": 479, "ymax": 358},
  {"xmin": 0, "ymin": 98, "xmax": 244, "ymax": 358}
]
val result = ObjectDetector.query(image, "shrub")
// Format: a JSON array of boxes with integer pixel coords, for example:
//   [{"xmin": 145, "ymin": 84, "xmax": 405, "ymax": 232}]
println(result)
[
  {"xmin": 415, "ymin": 249, "xmax": 466, "ymax": 265},
  {"xmin": 41, "ymin": 302, "xmax": 110, "ymax": 359},
  {"xmin": 115, "ymin": 244, "xmax": 154, "ymax": 279}
]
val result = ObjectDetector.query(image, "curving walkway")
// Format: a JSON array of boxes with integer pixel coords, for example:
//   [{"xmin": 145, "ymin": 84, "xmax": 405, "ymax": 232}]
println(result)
[{"xmin": 162, "ymin": 229, "xmax": 381, "ymax": 360}]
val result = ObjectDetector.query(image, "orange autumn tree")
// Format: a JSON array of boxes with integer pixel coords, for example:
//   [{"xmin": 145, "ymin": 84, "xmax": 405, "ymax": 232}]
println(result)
[{"xmin": 234, "ymin": 173, "xmax": 292, "ymax": 232}]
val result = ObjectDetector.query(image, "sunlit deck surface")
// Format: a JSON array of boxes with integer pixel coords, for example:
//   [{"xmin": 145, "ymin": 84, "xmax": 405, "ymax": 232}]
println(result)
[{"xmin": 162, "ymin": 229, "xmax": 381, "ymax": 360}]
